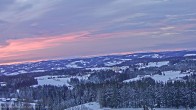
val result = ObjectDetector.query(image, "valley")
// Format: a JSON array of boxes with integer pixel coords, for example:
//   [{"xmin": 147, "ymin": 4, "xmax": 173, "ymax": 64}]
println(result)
[{"xmin": 0, "ymin": 50, "xmax": 196, "ymax": 110}]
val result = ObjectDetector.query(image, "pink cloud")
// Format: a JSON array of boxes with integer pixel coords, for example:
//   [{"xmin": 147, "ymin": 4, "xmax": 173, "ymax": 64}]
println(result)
[
  {"xmin": 0, "ymin": 28, "xmax": 194, "ymax": 65},
  {"xmin": 0, "ymin": 32, "xmax": 89, "ymax": 61}
]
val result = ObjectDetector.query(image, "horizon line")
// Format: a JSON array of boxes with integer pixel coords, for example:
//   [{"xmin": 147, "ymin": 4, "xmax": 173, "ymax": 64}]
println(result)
[{"xmin": 0, "ymin": 49, "xmax": 194, "ymax": 66}]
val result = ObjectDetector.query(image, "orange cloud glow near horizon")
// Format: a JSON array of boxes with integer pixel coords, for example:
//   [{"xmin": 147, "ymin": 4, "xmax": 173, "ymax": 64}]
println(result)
[
  {"xmin": 0, "ymin": 0, "xmax": 196, "ymax": 65},
  {"xmin": 0, "ymin": 23, "xmax": 196, "ymax": 65},
  {"xmin": 0, "ymin": 32, "xmax": 90, "ymax": 63},
  {"xmin": 1, "ymin": 49, "xmax": 191, "ymax": 66}
]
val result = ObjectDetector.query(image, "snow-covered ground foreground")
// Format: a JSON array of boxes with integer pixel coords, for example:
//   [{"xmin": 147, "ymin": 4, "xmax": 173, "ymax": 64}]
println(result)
[
  {"xmin": 64, "ymin": 102, "xmax": 106, "ymax": 110},
  {"xmin": 124, "ymin": 71, "xmax": 191, "ymax": 83},
  {"xmin": 112, "ymin": 108, "xmax": 195, "ymax": 110},
  {"xmin": 65, "ymin": 102, "xmax": 195, "ymax": 110}
]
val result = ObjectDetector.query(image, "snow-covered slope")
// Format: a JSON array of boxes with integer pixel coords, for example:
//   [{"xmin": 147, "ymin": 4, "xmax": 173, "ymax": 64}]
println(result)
[
  {"xmin": 65, "ymin": 102, "xmax": 195, "ymax": 110},
  {"xmin": 0, "ymin": 50, "xmax": 196, "ymax": 76},
  {"xmin": 124, "ymin": 71, "xmax": 192, "ymax": 83},
  {"xmin": 137, "ymin": 61, "xmax": 169, "ymax": 69},
  {"xmin": 139, "ymin": 54, "xmax": 163, "ymax": 58},
  {"xmin": 65, "ymin": 102, "xmax": 103, "ymax": 110},
  {"xmin": 104, "ymin": 61, "xmax": 124, "ymax": 66},
  {"xmin": 184, "ymin": 54, "xmax": 196, "ymax": 57},
  {"xmin": 35, "ymin": 74, "xmax": 90, "ymax": 87}
]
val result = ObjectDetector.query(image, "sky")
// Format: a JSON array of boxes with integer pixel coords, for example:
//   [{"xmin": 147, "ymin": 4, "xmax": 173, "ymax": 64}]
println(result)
[{"xmin": 0, "ymin": 0, "xmax": 196, "ymax": 65}]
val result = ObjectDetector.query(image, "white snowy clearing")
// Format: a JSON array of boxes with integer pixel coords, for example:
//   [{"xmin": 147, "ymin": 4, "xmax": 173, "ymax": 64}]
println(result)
[
  {"xmin": 86, "ymin": 66, "xmax": 129, "ymax": 71},
  {"xmin": 4, "ymin": 70, "xmax": 28, "ymax": 76},
  {"xmin": 0, "ymin": 70, "xmax": 5, "ymax": 73},
  {"xmin": 86, "ymin": 67, "xmax": 112, "ymax": 71},
  {"xmin": 120, "ymin": 58, "xmax": 132, "ymax": 61},
  {"xmin": 138, "ymin": 61, "xmax": 169, "ymax": 69},
  {"xmin": 140, "ymin": 54, "xmax": 163, "ymax": 58},
  {"xmin": 112, "ymin": 108, "xmax": 195, "ymax": 110},
  {"xmin": 35, "ymin": 74, "xmax": 90, "ymax": 87},
  {"xmin": 104, "ymin": 61, "xmax": 124, "ymax": 66},
  {"xmin": 31, "ymin": 70, "xmax": 46, "ymax": 73},
  {"xmin": 65, "ymin": 102, "xmax": 106, "ymax": 110},
  {"xmin": 65, "ymin": 102, "xmax": 195, "ymax": 110},
  {"xmin": 184, "ymin": 54, "xmax": 196, "ymax": 57},
  {"xmin": 124, "ymin": 71, "xmax": 191, "ymax": 83},
  {"xmin": 66, "ymin": 60, "xmax": 86, "ymax": 68}
]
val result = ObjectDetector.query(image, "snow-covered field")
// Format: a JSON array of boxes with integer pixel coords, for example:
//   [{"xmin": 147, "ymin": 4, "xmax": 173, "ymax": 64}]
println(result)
[
  {"xmin": 146, "ymin": 61, "xmax": 169, "ymax": 68},
  {"xmin": 152, "ymin": 71, "xmax": 189, "ymax": 82},
  {"xmin": 65, "ymin": 102, "xmax": 105, "ymax": 110},
  {"xmin": 86, "ymin": 66, "xmax": 129, "ymax": 71},
  {"xmin": 139, "ymin": 54, "xmax": 163, "ymax": 58},
  {"xmin": 86, "ymin": 67, "xmax": 112, "ymax": 71},
  {"xmin": 66, "ymin": 60, "xmax": 85, "ymax": 68},
  {"xmin": 138, "ymin": 61, "xmax": 169, "ymax": 69},
  {"xmin": 124, "ymin": 71, "xmax": 191, "ymax": 83},
  {"xmin": 112, "ymin": 108, "xmax": 195, "ymax": 110},
  {"xmin": 104, "ymin": 61, "xmax": 124, "ymax": 66},
  {"xmin": 35, "ymin": 74, "xmax": 90, "ymax": 87},
  {"xmin": 184, "ymin": 54, "xmax": 196, "ymax": 57},
  {"xmin": 65, "ymin": 102, "xmax": 195, "ymax": 110},
  {"xmin": 31, "ymin": 70, "xmax": 46, "ymax": 73}
]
